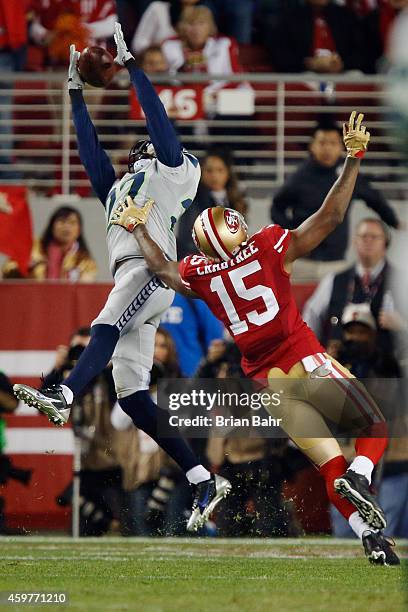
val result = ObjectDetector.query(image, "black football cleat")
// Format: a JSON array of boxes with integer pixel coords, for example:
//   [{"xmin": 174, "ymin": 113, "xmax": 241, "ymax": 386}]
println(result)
[
  {"xmin": 187, "ymin": 474, "xmax": 231, "ymax": 532},
  {"xmin": 362, "ymin": 531, "xmax": 400, "ymax": 566},
  {"xmin": 13, "ymin": 383, "xmax": 70, "ymax": 427},
  {"xmin": 334, "ymin": 469, "xmax": 386, "ymax": 530}
]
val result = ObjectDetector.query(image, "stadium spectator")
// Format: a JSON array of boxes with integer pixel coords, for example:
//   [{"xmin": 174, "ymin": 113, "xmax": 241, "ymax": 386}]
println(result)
[
  {"xmin": 29, "ymin": 0, "xmax": 117, "ymax": 66},
  {"xmin": 0, "ymin": 1, "xmax": 28, "ymax": 178},
  {"xmin": 161, "ymin": 6, "xmax": 243, "ymax": 91},
  {"xmin": 131, "ymin": 0, "xmax": 208, "ymax": 56},
  {"xmin": 2, "ymin": 206, "xmax": 97, "ymax": 281},
  {"xmin": 337, "ymin": 301, "xmax": 401, "ymax": 377},
  {"xmin": 161, "ymin": 293, "xmax": 224, "ymax": 377},
  {"xmin": 269, "ymin": 0, "xmax": 363, "ymax": 73},
  {"xmin": 271, "ymin": 123, "xmax": 400, "ymax": 281},
  {"xmin": 194, "ymin": 337, "xmax": 230, "ymax": 378},
  {"xmin": 177, "ymin": 150, "xmax": 248, "ymax": 259},
  {"xmin": 303, "ymin": 218, "xmax": 404, "ymax": 355},
  {"xmin": 361, "ymin": 0, "xmax": 408, "ymax": 73},
  {"xmin": 139, "ymin": 45, "xmax": 170, "ymax": 74},
  {"xmin": 0, "ymin": 1, "xmax": 27, "ymax": 70},
  {"xmin": 151, "ymin": 327, "xmax": 182, "ymax": 379},
  {"xmin": 41, "ymin": 326, "xmax": 94, "ymax": 386}
]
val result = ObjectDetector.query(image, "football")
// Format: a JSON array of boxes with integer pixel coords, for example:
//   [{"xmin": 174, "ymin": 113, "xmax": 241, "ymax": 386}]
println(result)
[{"xmin": 77, "ymin": 46, "xmax": 115, "ymax": 88}]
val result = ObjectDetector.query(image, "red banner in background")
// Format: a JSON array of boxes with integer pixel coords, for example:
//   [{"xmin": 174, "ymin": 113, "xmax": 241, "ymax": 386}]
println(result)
[
  {"xmin": 130, "ymin": 85, "xmax": 205, "ymax": 121},
  {"xmin": 0, "ymin": 282, "xmax": 112, "ymax": 352},
  {"xmin": 0, "ymin": 186, "xmax": 32, "ymax": 275},
  {"xmin": 0, "ymin": 282, "xmax": 112, "ymax": 531}
]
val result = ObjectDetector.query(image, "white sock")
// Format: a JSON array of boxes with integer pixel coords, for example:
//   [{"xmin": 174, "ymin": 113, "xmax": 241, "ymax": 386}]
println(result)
[
  {"xmin": 186, "ymin": 465, "xmax": 211, "ymax": 485},
  {"xmin": 348, "ymin": 510, "xmax": 375, "ymax": 540},
  {"xmin": 348, "ymin": 456, "xmax": 374, "ymax": 485},
  {"xmin": 60, "ymin": 384, "xmax": 74, "ymax": 405}
]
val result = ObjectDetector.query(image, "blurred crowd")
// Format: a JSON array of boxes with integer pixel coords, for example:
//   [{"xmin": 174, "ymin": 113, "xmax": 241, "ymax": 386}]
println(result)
[{"xmin": 1, "ymin": 1, "xmax": 408, "ymax": 74}]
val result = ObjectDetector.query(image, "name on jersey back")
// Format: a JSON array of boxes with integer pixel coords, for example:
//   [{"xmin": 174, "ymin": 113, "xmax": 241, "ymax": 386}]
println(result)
[{"xmin": 190, "ymin": 241, "xmax": 259, "ymax": 276}]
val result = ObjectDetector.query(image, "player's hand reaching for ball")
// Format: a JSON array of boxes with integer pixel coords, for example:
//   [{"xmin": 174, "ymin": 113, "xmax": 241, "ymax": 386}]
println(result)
[
  {"xmin": 343, "ymin": 111, "xmax": 370, "ymax": 159},
  {"xmin": 111, "ymin": 196, "xmax": 154, "ymax": 232},
  {"xmin": 113, "ymin": 22, "xmax": 134, "ymax": 66},
  {"xmin": 68, "ymin": 44, "xmax": 83, "ymax": 90}
]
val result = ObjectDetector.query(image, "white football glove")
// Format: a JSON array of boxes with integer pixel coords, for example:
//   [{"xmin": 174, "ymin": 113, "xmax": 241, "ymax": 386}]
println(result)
[
  {"xmin": 113, "ymin": 22, "xmax": 133, "ymax": 66},
  {"xmin": 68, "ymin": 44, "xmax": 83, "ymax": 90}
]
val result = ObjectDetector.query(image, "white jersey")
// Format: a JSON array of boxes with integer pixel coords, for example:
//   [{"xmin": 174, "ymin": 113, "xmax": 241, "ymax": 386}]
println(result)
[{"xmin": 105, "ymin": 151, "xmax": 201, "ymax": 274}]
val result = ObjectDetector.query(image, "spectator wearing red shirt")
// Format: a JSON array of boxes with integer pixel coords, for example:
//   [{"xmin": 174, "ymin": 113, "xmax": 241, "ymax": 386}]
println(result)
[
  {"xmin": 0, "ymin": 0, "xmax": 28, "ymax": 69},
  {"xmin": 0, "ymin": 1, "xmax": 28, "ymax": 178},
  {"xmin": 162, "ymin": 6, "xmax": 243, "ymax": 94},
  {"xmin": 269, "ymin": 0, "xmax": 363, "ymax": 73},
  {"xmin": 362, "ymin": 0, "xmax": 408, "ymax": 72},
  {"xmin": 131, "ymin": 0, "xmax": 204, "ymax": 56}
]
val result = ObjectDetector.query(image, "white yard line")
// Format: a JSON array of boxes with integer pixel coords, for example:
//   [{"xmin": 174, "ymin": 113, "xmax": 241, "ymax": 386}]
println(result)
[
  {"xmin": 0, "ymin": 554, "xmax": 358, "ymax": 562},
  {"xmin": 0, "ymin": 536, "xmax": 407, "ymax": 550}
]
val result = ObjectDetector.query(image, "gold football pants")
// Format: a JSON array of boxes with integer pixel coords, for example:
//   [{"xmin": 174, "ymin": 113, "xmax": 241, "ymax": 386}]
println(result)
[{"xmin": 266, "ymin": 354, "xmax": 385, "ymax": 467}]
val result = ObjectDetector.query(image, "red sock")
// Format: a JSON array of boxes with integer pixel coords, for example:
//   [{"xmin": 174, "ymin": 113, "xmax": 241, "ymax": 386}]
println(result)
[
  {"xmin": 319, "ymin": 455, "xmax": 356, "ymax": 521},
  {"xmin": 355, "ymin": 422, "xmax": 388, "ymax": 465}
]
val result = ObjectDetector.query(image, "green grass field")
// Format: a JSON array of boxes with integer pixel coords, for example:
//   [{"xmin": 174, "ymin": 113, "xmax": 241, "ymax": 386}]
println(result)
[{"xmin": 0, "ymin": 537, "xmax": 406, "ymax": 612}]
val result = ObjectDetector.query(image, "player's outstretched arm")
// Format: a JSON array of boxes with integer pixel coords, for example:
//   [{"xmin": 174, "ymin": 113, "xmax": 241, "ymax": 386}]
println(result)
[
  {"xmin": 68, "ymin": 45, "xmax": 116, "ymax": 204},
  {"xmin": 284, "ymin": 111, "xmax": 369, "ymax": 267},
  {"xmin": 113, "ymin": 22, "xmax": 183, "ymax": 168},
  {"xmin": 111, "ymin": 196, "xmax": 195, "ymax": 296}
]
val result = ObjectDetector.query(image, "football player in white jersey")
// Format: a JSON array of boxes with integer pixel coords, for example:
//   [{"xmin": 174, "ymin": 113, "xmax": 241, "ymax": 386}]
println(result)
[{"xmin": 14, "ymin": 23, "xmax": 231, "ymax": 532}]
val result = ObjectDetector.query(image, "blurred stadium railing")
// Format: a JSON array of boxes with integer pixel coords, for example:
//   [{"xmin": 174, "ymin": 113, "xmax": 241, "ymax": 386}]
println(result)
[{"xmin": 0, "ymin": 72, "xmax": 407, "ymax": 199}]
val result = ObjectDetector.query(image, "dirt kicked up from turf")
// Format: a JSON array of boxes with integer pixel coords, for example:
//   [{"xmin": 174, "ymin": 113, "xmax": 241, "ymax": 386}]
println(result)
[{"xmin": 0, "ymin": 537, "xmax": 406, "ymax": 612}]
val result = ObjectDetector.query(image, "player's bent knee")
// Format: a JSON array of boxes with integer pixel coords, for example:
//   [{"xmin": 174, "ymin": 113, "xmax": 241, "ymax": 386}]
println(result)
[
  {"xmin": 112, "ymin": 356, "xmax": 151, "ymax": 399},
  {"xmin": 116, "ymin": 385, "xmax": 149, "ymax": 400}
]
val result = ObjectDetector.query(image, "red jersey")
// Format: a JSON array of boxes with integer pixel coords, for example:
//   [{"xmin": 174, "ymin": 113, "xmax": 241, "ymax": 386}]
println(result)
[{"xmin": 178, "ymin": 224, "xmax": 324, "ymax": 378}]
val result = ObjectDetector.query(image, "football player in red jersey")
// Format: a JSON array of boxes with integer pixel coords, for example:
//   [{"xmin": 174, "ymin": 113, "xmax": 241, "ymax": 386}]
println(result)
[{"xmin": 111, "ymin": 111, "xmax": 399, "ymax": 565}]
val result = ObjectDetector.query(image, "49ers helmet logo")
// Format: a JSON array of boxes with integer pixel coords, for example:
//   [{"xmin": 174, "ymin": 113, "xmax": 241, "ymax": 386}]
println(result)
[
  {"xmin": 192, "ymin": 206, "xmax": 249, "ymax": 261},
  {"xmin": 224, "ymin": 210, "xmax": 240, "ymax": 234}
]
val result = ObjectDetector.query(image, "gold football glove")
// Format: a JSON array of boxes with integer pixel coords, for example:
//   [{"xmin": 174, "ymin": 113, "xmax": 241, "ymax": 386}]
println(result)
[
  {"xmin": 111, "ymin": 196, "xmax": 154, "ymax": 232},
  {"xmin": 343, "ymin": 111, "xmax": 370, "ymax": 159}
]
